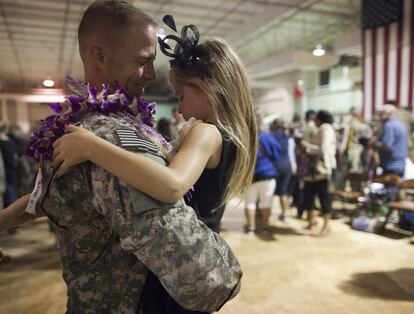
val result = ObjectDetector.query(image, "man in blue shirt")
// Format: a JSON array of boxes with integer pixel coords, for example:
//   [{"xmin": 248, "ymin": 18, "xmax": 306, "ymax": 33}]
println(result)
[{"xmin": 375, "ymin": 104, "xmax": 408, "ymax": 177}]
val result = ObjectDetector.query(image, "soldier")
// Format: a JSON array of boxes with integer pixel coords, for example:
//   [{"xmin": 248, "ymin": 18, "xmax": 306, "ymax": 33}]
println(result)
[{"xmin": 0, "ymin": 1, "xmax": 242, "ymax": 313}]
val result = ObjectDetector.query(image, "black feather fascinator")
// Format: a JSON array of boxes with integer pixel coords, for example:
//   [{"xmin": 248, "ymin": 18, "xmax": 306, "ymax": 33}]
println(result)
[{"xmin": 158, "ymin": 15, "xmax": 213, "ymax": 77}]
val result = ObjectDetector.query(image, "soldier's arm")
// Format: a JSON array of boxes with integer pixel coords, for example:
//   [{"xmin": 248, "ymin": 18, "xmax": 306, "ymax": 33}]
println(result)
[
  {"xmin": 91, "ymin": 164, "xmax": 241, "ymax": 312},
  {"xmin": 53, "ymin": 123, "xmax": 221, "ymax": 203},
  {"xmin": 87, "ymin": 125, "xmax": 241, "ymax": 313},
  {"xmin": 0, "ymin": 194, "xmax": 44, "ymax": 231}
]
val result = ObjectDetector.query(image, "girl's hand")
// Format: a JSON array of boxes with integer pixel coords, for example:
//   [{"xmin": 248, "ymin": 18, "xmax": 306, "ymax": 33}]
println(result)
[{"xmin": 52, "ymin": 124, "xmax": 96, "ymax": 176}]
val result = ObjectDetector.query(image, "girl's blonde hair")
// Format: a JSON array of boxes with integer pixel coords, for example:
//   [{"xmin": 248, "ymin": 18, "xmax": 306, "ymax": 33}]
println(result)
[{"xmin": 170, "ymin": 38, "xmax": 258, "ymax": 204}]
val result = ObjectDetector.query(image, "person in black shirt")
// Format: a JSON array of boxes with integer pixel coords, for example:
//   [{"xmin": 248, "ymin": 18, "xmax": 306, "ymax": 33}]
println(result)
[{"xmin": 0, "ymin": 122, "xmax": 17, "ymax": 208}]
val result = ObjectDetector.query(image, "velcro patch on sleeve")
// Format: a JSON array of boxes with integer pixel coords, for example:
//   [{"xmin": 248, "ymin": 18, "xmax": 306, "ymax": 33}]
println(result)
[{"xmin": 115, "ymin": 129, "xmax": 162, "ymax": 158}]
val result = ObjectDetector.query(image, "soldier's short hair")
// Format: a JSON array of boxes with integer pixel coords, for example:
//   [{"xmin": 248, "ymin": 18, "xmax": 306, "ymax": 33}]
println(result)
[{"xmin": 78, "ymin": 0, "xmax": 157, "ymax": 60}]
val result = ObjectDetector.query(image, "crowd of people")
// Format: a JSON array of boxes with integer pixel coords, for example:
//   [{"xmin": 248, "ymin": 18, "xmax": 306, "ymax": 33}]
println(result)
[{"xmin": 244, "ymin": 101, "xmax": 413, "ymax": 238}]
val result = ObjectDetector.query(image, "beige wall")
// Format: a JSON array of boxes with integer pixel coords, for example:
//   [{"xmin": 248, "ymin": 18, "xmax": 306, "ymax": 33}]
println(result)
[{"xmin": 0, "ymin": 96, "xmax": 52, "ymax": 133}]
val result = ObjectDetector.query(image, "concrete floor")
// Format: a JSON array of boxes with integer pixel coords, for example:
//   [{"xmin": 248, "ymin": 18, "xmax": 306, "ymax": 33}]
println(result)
[{"xmin": 0, "ymin": 202, "xmax": 413, "ymax": 314}]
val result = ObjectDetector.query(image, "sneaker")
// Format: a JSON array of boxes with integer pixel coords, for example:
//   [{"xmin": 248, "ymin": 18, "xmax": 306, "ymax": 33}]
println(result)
[{"xmin": 279, "ymin": 214, "xmax": 286, "ymax": 221}]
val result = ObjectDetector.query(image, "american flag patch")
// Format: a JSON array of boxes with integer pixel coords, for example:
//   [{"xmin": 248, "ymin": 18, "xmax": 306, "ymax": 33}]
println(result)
[{"xmin": 115, "ymin": 129, "xmax": 160, "ymax": 157}]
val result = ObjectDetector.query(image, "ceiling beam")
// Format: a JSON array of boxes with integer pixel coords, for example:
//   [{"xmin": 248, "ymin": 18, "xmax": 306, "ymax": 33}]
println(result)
[
  {"xmin": 204, "ymin": 0, "xmax": 248, "ymax": 36},
  {"xmin": 0, "ymin": 0, "xmax": 24, "ymax": 86},
  {"xmin": 66, "ymin": 0, "xmax": 88, "ymax": 78},
  {"xmin": 56, "ymin": 0, "xmax": 71, "ymax": 87},
  {"xmin": 3, "ymin": 19, "xmax": 77, "ymax": 31},
  {"xmin": 245, "ymin": 0, "xmax": 355, "ymax": 18},
  {"xmin": 3, "ymin": 7, "xmax": 80, "ymax": 24},
  {"xmin": 138, "ymin": 0, "xmax": 256, "ymax": 15},
  {"xmin": 1, "ymin": 1, "xmax": 79, "ymax": 16},
  {"xmin": 234, "ymin": 0, "xmax": 324, "ymax": 48},
  {"xmin": 0, "ymin": 28, "xmax": 76, "ymax": 39}
]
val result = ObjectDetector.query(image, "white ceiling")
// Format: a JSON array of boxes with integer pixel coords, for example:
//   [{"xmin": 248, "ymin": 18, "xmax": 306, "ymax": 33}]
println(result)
[{"xmin": 0, "ymin": 0, "xmax": 361, "ymax": 96}]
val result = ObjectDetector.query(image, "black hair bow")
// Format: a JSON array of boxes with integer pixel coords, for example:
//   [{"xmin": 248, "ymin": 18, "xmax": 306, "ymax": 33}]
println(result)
[{"xmin": 158, "ymin": 15, "xmax": 212, "ymax": 77}]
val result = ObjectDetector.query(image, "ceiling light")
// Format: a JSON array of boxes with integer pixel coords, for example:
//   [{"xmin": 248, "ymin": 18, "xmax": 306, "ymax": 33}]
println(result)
[
  {"xmin": 157, "ymin": 27, "xmax": 166, "ymax": 40},
  {"xmin": 42, "ymin": 79, "xmax": 55, "ymax": 88},
  {"xmin": 312, "ymin": 45, "xmax": 325, "ymax": 57},
  {"xmin": 342, "ymin": 66, "xmax": 349, "ymax": 75}
]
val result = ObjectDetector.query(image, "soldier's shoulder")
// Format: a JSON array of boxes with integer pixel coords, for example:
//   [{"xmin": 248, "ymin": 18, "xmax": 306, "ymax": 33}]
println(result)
[{"xmin": 78, "ymin": 113, "xmax": 135, "ymax": 138}]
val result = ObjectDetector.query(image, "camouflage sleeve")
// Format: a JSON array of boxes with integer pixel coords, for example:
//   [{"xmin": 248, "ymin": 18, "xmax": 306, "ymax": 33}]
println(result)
[
  {"xmin": 86, "ymin": 116, "xmax": 242, "ymax": 312},
  {"xmin": 124, "ymin": 206, "xmax": 242, "ymax": 312}
]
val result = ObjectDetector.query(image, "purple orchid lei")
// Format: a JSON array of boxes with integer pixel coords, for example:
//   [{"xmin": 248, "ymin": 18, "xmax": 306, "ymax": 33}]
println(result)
[
  {"xmin": 27, "ymin": 77, "xmax": 193, "ymax": 201},
  {"xmin": 27, "ymin": 77, "xmax": 171, "ymax": 161}
]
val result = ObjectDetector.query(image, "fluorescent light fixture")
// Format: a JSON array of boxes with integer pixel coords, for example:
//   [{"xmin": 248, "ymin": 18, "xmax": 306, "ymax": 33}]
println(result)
[
  {"xmin": 21, "ymin": 94, "xmax": 65, "ymax": 103},
  {"xmin": 42, "ymin": 79, "xmax": 55, "ymax": 87},
  {"xmin": 312, "ymin": 45, "xmax": 325, "ymax": 57}
]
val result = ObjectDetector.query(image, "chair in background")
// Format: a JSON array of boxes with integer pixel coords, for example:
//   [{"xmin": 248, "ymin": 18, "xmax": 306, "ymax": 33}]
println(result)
[
  {"xmin": 381, "ymin": 178, "xmax": 414, "ymax": 235},
  {"xmin": 334, "ymin": 171, "xmax": 369, "ymax": 217}
]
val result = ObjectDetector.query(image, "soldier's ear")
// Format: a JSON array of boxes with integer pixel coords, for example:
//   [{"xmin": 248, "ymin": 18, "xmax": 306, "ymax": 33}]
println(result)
[{"xmin": 89, "ymin": 43, "xmax": 105, "ymax": 69}]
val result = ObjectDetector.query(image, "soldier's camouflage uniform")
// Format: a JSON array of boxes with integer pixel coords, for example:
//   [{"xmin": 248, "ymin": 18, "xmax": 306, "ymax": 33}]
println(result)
[{"xmin": 36, "ymin": 112, "xmax": 242, "ymax": 314}]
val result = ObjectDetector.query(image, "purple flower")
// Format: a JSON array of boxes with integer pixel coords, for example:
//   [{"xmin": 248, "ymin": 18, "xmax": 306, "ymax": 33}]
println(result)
[
  {"xmin": 49, "ymin": 103, "xmax": 63, "ymax": 114},
  {"xmin": 67, "ymin": 95, "xmax": 87, "ymax": 113},
  {"xmin": 27, "ymin": 78, "xmax": 160, "ymax": 162}
]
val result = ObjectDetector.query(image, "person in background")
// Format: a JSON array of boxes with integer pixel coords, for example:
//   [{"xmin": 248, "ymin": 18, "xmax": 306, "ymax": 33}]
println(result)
[
  {"xmin": 301, "ymin": 110, "xmax": 337, "ymax": 236},
  {"xmin": 359, "ymin": 137, "xmax": 377, "ymax": 182},
  {"xmin": 342, "ymin": 107, "xmax": 372, "ymax": 190},
  {"xmin": 373, "ymin": 104, "xmax": 407, "ymax": 178},
  {"xmin": 0, "ymin": 122, "xmax": 17, "ymax": 208},
  {"xmin": 0, "ymin": 151, "xmax": 5, "ymax": 209},
  {"xmin": 245, "ymin": 112, "xmax": 278, "ymax": 234},
  {"xmin": 287, "ymin": 126, "xmax": 298, "ymax": 208},
  {"xmin": 8, "ymin": 124, "xmax": 35, "ymax": 197},
  {"xmin": 157, "ymin": 117, "xmax": 173, "ymax": 142},
  {"xmin": 170, "ymin": 105, "xmax": 186, "ymax": 140},
  {"xmin": 293, "ymin": 110, "xmax": 317, "ymax": 219},
  {"xmin": 303, "ymin": 110, "xmax": 318, "ymax": 142},
  {"xmin": 0, "ymin": 152, "xmax": 7, "ymax": 264},
  {"xmin": 392, "ymin": 102, "xmax": 414, "ymax": 162},
  {"xmin": 270, "ymin": 119, "xmax": 292, "ymax": 221}
]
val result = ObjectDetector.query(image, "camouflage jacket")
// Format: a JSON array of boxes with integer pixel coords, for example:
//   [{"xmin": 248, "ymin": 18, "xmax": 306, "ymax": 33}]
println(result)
[{"xmin": 37, "ymin": 112, "xmax": 242, "ymax": 314}]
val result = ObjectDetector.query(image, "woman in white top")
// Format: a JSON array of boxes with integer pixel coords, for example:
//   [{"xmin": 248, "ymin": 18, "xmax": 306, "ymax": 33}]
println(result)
[{"xmin": 301, "ymin": 110, "xmax": 337, "ymax": 236}]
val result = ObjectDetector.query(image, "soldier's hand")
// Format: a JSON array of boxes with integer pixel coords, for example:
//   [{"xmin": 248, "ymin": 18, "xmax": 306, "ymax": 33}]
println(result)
[{"xmin": 52, "ymin": 124, "xmax": 92, "ymax": 176}]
